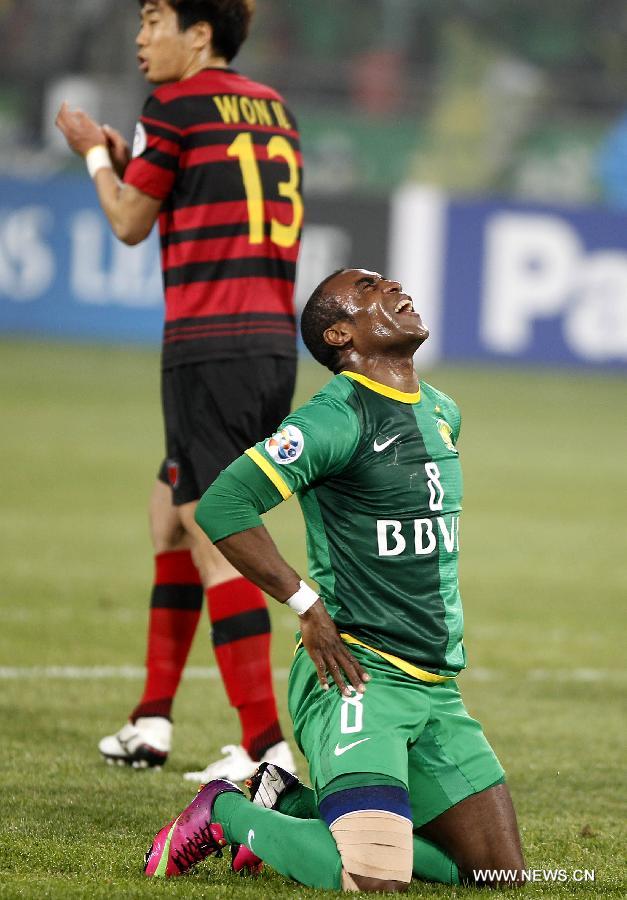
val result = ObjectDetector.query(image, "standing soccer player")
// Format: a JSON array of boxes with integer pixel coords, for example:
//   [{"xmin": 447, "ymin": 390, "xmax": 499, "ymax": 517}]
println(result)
[
  {"xmin": 143, "ymin": 268, "xmax": 525, "ymax": 890},
  {"xmin": 55, "ymin": 0, "xmax": 301, "ymax": 781}
]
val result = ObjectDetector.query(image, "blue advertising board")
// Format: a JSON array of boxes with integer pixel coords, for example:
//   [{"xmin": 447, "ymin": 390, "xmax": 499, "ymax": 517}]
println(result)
[
  {"xmin": 0, "ymin": 175, "xmax": 163, "ymax": 345},
  {"xmin": 441, "ymin": 197, "xmax": 627, "ymax": 368}
]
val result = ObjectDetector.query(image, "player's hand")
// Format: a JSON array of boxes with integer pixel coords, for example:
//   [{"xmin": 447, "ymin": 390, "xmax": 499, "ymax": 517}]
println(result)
[
  {"xmin": 55, "ymin": 102, "xmax": 106, "ymax": 156},
  {"xmin": 299, "ymin": 600, "xmax": 370, "ymax": 696},
  {"xmin": 102, "ymin": 124, "xmax": 131, "ymax": 178}
]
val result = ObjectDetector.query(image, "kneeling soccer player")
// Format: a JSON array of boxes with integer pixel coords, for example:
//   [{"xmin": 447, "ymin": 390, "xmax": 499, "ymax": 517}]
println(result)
[{"xmin": 143, "ymin": 268, "xmax": 526, "ymax": 890}]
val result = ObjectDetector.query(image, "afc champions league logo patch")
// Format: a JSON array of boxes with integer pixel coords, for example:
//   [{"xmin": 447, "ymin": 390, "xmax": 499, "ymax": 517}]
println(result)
[
  {"xmin": 265, "ymin": 425, "xmax": 304, "ymax": 465},
  {"xmin": 166, "ymin": 459, "xmax": 180, "ymax": 489},
  {"xmin": 132, "ymin": 121, "xmax": 147, "ymax": 158},
  {"xmin": 436, "ymin": 419, "xmax": 458, "ymax": 453}
]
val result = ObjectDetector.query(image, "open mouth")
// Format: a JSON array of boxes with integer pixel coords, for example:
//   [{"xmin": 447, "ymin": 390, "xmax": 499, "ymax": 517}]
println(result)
[
  {"xmin": 138, "ymin": 56, "xmax": 149, "ymax": 73},
  {"xmin": 394, "ymin": 296, "xmax": 414, "ymax": 314}
]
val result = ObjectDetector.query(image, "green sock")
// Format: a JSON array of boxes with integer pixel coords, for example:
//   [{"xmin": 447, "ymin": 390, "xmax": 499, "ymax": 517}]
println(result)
[
  {"xmin": 413, "ymin": 834, "xmax": 460, "ymax": 884},
  {"xmin": 275, "ymin": 783, "xmax": 460, "ymax": 886},
  {"xmin": 214, "ymin": 793, "xmax": 342, "ymax": 889}
]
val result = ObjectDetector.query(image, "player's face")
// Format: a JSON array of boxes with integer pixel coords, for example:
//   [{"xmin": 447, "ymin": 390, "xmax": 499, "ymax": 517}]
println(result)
[
  {"xmin": 330, "ymin": 268, "xmax": 429, "ymax": 354},
  {"xmin": 136, "ymin": 1, "xmax": 198, "ymax": 83}
]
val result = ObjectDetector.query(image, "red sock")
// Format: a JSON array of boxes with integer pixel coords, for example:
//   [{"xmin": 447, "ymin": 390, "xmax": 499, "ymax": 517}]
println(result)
[
  {"xmin": 207, "ymin": 577, "xmax": 283, "ymax": 760},
  {"xmin": 131, "ymin": 550, "xmax": 203, "ymax": 721}
]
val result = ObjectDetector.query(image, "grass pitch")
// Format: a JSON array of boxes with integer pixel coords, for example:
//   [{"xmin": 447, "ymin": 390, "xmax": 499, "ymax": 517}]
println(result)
[{"xmin": 0, "ymin": 340, "xmax": 625, "ymax": 898}]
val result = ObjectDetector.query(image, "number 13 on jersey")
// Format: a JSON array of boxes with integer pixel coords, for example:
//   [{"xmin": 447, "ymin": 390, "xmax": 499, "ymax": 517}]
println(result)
[{"xmin": 227, "ymin": 132, "xmax": 303, "ymax": 248}]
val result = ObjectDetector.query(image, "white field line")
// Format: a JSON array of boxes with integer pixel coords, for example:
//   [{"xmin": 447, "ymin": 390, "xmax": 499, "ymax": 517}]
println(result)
[
  {"xmin": 0, "ymin": 665, "xmax": 287, "ymax": 681},
  {"xmin": 0, "ymin": 666, "xmax": 623, "ymax": 683}
]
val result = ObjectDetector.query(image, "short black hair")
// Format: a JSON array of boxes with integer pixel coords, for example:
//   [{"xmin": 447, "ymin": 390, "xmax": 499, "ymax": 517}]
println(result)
[
  {"xmin": 140, "ymin": 1, "xmax": 254, "ymax": 62},
  {"xmin": 300, "ymin": 270, "xmax": 354, "ymax": 373}
]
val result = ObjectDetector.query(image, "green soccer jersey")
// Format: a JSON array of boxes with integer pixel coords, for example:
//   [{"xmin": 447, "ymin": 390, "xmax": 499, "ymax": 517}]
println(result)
[{"xmin": 241, "ymin": 371, "xmax": 466, "ymax": 678}]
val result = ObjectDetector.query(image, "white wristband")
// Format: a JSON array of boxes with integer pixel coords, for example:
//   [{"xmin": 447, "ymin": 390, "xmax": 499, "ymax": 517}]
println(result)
[
  {"xmin": 285, "ymin": 580, "xmax": 319, "ymax": 615},
  {"xmin": 85, "ymin": 145, "xmax": 112, "ymax": 178}
]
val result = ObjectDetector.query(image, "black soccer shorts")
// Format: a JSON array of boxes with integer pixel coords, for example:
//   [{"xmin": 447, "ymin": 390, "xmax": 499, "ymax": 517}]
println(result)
[{"xmin": 158, "ymin": 355, "xmax": 296, "ymax": 506}]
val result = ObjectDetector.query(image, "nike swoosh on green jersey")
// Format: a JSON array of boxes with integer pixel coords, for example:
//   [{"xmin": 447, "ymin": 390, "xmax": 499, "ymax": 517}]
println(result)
[
  {"xmin": 373, "ymin": 434, "xmax": 401, "ymax": 452},
  {"xmin": 334, "ymin": 738, "xmax": 371, "ymax": 756}
]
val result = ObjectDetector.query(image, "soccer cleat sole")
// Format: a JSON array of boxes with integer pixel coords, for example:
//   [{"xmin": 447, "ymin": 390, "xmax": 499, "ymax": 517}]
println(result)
[{"xmin": 100, "ymin": 745, "xmax": 168, "ymax": 769}]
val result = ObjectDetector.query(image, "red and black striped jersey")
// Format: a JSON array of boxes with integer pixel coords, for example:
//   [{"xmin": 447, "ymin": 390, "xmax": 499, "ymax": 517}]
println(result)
[{"xmin": 124, "ymin": 67, "xmax": 302, "ymax": 368}]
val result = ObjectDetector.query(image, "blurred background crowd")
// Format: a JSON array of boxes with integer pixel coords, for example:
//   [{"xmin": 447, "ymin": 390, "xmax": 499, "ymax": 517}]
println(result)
[{"xmin": 2, "ymin": 0, "xmax": 627, "ymax": 206}]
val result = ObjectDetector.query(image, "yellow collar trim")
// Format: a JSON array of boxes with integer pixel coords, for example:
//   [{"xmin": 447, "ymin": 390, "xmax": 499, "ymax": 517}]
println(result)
[{"xmin": 342, "ymin": 371, "xmax": 421, "ymax": 404}]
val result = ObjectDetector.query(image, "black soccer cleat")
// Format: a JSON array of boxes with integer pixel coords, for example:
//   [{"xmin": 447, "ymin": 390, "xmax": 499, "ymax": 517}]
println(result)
[{"xmin": 246, "ymin": 761, "xmax": 301, "ymax": 808}]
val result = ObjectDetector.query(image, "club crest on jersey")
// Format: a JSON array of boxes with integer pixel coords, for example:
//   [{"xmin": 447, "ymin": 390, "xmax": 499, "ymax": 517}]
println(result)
[
  {"xmin": 132, "ymin": 121, "xmax": 147, "ymax": 158},
  {"xmin": 436, "ymin": 419, "xmax": 458, "ymax": 453},
  {"xmin": 166, "ymin": 459, "xmax": 180, "ymax": 488},
  {"xmin": 265, "ymin": 425, "xmax": 304, "ymax": 465}
]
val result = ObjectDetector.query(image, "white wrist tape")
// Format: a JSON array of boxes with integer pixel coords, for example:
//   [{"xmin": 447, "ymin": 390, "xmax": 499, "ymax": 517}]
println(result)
[
  {"xmin": 85, "ymin": 145, "xmax": 112, "ymax": 178},
  {"xmin": 285, "ymin": 580, "xmax": 319, "ymax": 615}
]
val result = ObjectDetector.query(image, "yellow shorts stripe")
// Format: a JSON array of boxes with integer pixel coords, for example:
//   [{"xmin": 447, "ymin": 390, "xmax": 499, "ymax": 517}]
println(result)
[
  {"xmin": 245, "ymin": 447, "xmax": 292, "ymax": 501},
  {"xmin": 339, "ymin": 633, "xmax": 453, "ymax": 684},
  {"xmin": 294, "ymin": 632, "xmax": 454, "ymax": 684}
]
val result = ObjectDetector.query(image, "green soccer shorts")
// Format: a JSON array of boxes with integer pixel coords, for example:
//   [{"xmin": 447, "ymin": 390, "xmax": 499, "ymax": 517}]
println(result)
[{"xmin": 288, "ymin": 643, "xmax": 505, "ymax": 827}]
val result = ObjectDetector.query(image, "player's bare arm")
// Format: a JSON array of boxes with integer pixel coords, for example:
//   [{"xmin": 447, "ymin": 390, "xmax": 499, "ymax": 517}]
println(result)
[
  {"xmin": 216, "ymin": 525, "xmax": 369, "ymax": 697},
  {"xmin": 55, "ymin": 102, "xmax": 161, "ymax": 245}
]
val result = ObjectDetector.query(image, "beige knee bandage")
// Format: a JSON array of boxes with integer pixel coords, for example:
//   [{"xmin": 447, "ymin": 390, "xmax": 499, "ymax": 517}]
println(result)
[{"xmin": 330, "ymin": 810, "xmax": 413, "ymax": 889}]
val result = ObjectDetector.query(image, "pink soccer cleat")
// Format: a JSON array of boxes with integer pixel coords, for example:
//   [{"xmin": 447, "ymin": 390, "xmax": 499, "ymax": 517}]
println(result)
[
  {"xmin": 230, "ymin": 842, "xmax": 264, "ymax": 877},
  {"xmin": 143, "ymin": 779, "xmax": 241, "ymax": 877}
]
